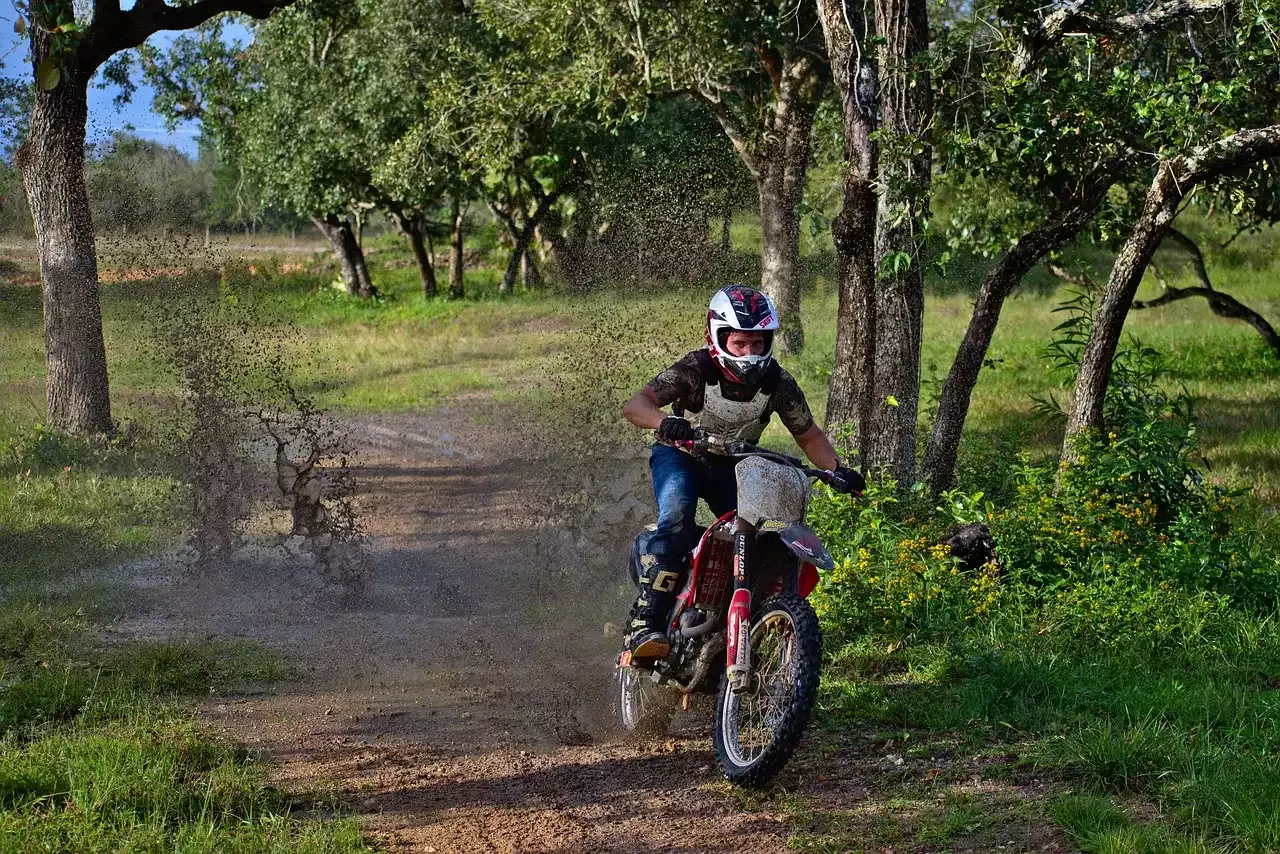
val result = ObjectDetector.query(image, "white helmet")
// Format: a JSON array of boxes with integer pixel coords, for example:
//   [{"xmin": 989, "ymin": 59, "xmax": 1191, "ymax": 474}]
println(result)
[{"xmin": 705, "ymin": 285, "xmax": 779, "ymax": 386}]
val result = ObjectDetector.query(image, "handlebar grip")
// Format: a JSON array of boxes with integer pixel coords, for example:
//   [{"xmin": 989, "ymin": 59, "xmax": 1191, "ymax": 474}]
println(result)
[{"xmin": 828, "ymin": 473, "xmax": 853, "ymax": 494}]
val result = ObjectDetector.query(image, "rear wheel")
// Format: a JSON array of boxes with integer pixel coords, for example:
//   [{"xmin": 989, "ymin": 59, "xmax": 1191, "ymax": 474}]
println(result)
[
  {"xmin": 712, "ymin": 595, "xmax": 821, "ymax": 786},
  {"xmin": 613, "ymin": 661, "xmax": 675, "ymax": 735}
]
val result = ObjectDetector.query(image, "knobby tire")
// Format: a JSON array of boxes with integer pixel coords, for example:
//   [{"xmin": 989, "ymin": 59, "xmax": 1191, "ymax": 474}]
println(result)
[{"xmin": 712, "ymin": 594, "xmax": 822, "ymax": 787}]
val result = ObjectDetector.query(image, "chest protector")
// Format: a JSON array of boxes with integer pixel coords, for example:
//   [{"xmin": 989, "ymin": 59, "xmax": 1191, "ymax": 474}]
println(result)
[{"xmin": 673, "ymin": 350, "xmax": 782, "ymax": 444}]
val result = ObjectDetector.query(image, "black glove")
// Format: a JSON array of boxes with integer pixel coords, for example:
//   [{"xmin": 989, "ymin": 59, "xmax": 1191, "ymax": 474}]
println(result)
[
  {"xmin": 656, "ymin": 416, "xmax": 698, "ymax": 443},
  {"xmin": 829, "ymin": 465, "xmax": 866, "ymax": 496}
]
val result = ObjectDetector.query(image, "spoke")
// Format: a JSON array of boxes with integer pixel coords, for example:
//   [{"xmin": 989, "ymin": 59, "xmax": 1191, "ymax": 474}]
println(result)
[{"xmin": 725, "ymin": 608, "xmax": 800, "ymax": 767}]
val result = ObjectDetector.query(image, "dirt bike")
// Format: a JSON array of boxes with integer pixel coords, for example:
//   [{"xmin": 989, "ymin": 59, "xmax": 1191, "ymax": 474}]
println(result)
[{"xmin": 614, "ymin": 434, "xmax": 856, "ymax": 786}]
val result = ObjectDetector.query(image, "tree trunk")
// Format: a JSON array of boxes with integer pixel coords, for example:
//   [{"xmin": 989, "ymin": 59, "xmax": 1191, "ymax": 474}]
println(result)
[
  {"xmin": 501, "ymin": 225, "xmax": 533, "ymax": 294},
  {"xmin": 500, "ymin": 190, "xmax": 560, "ymax": 294},
  {"xmin": 1062, "ymin": 172, "xmax": 1183, "ymax": 454},
  {"xmin": 1062, "ymin": 125, "xmax": 1280, "ymax": 459},
  {"xmin": 866, "ymin": 0, "xmax": 932, "ymax": 484},
  {"xmin": 449, "ymin": 195, "xmax": 465, "ymax": 299},
  {"xmin": 392, "ymin": 210, "xmax": 436, "ymax": 298},
  {"xmin": 520, "ymin": 246, "xmax": 541, "ymax": 289},
  {"xmin": 756, "ymin": 57, "xmax": 826, "ymax": 355},
  {"xmin": 538, "ymin": 207, "xmax": 579, "ymax": 287},
  {"xmin": 923, "ymin": 171, "xmax": 1120, "ymax": 492},
  {"xmin": 923, "ymin": 203, "xmax": 1104, "ymax": 491},
  {"xmin": 313, "ymin": 214, "xmax": 375, "ymax": 299},
  {"xmin": 15, "ymin": 62, "xmax": 113, "ymax": 436},
  {"xmin": 758, "ymin": 173, "xmax": 805, "ymax": 352},
  {"xmin": 817, "ymin": 0, "xmax": 878, "ymax": 463}
]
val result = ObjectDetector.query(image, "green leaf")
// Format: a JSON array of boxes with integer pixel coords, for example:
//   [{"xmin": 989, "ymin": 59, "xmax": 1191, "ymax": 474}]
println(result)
[
  {"xmin": 886, "ymin": 395, "xmax": 899, "ymax": 407},
  {"xmin": 36, "ymin": 58, "xmax": 60, "ymax": 91}
]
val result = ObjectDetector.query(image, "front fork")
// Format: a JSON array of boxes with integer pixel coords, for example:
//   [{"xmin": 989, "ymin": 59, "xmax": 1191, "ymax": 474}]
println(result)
[{"xmin": 725, "ymin": 520, "xmax": 754, "ymax": 693}]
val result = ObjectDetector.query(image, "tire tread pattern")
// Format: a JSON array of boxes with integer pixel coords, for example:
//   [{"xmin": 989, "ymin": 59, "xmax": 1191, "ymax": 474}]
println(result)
[{"xmin": 712, "ymin": 594, "xmax": 822, "ymax": 787}]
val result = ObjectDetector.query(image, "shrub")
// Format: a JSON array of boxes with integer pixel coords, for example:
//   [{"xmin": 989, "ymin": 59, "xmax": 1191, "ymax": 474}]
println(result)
[
  {"xmin": 810, "ymin": 289, "xmax": 1280, "ymax": 663},
  {"xmin": 811, "ymin": 480, "xmax": 1002, "ymax": 648}
]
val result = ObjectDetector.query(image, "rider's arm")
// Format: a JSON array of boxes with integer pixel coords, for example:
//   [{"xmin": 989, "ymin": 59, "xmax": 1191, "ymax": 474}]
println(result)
[
  {"xmin": 795, "ymin": 424, "xmax": 839, "ymax": 471},
  {"xmin": 625, "ymin": 352, "xmax": 703, "ymax": 431},
  {"xmin": 622, "ymin": 387, "xmax": 668, "ymax": 431}
]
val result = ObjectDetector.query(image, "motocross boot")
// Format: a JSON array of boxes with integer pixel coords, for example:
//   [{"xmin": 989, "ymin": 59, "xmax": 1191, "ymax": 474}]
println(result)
[{"xmin": 626, "ymin": 554, "xmax": 683, "ymax": 660}]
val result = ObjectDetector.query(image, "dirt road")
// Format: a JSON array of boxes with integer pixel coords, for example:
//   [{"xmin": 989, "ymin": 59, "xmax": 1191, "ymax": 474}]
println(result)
[
  {"xmin": 105, "ymin": 405, "xmax": 810, "ymax": 852},
  {"xmin": 104, "ymin": 404, "xmax": 1069, "ymax": 853}
]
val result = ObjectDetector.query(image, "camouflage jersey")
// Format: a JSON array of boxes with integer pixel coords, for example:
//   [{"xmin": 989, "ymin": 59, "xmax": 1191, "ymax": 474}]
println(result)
[{"xmin": 646, "ymin": 349, "xmax": 816, "ymax": 444}]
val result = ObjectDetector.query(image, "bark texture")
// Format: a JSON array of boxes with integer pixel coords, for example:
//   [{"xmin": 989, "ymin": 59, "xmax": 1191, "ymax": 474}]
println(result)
[
  {"xmin": 15, "ymin": 53, "xmax": 112, "ymax": 435},
  {"xmin": 1063, "ymin": 124, "xmax": 1280, "ymax": 455},
  {"xmin": 867, "ymin": 0, "xmax": 932, "ymax": 484},
  {"xmin": 754, "ymin": 58, "xmax": 826, "ymax": 354},
  {"xmin": 817, "ymin": 0, "xmax": 878, "ymax": 461},
  {"xmin": 391, "ymin": 210, "xmax": 436, "ymax": 298},
  {"xmin": 314, "ymin": 214, "xmax": 376, "ymax": 298},
  {"xmin": 698, "ymin": 53, "xmax": 827, "ymax": 355},
  {"xmin": 449, "ymin": 195, "xmax": 465, "ymax": 299},
  {"xmin": 923, "ymin": 167, "xmax": 1121, "ymax": 492},
  {"xmin": 520, "ymin": 246, "xmax": 541, "ymax": 289}
]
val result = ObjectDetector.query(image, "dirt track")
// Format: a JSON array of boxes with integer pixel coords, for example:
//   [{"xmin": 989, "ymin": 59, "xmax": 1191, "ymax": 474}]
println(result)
[
  {"xmin": 103, "ymin": 403, "xmax": 1071, "ymax": 853},
  {"xmin": 104, "ymin": 405, "xmax": 810, "ymax": 852}
]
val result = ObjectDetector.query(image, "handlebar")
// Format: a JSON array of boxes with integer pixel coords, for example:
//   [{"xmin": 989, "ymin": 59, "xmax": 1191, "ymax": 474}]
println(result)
[{"xmin": 667, "ymin": 433, "xmax": 859, "ymax": 495}]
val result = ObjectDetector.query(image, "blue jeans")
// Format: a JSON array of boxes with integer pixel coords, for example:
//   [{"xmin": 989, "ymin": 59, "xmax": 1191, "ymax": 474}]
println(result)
[{"xmin": 644, "ymin": 444, "xmax": 737, "ymax": 564}]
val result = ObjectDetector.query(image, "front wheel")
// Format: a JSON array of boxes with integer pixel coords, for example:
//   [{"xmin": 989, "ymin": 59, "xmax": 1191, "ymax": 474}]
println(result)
[{"xmin": 713, "ymin": 595, "xmax": 822, "ymax": 786}]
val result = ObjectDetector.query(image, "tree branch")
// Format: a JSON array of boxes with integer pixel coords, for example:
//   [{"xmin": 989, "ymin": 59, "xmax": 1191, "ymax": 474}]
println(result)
[
  {"xmin": 756, "ymin": 44, "xmax": 783, "ymax": 95},
  {"xmin": 82, "ymin": 0, "xmax": 294, "ymax": 72},
  {"xmin": 1132, "ymin": 285, "xmax": 1280, "ymax": 356},
  {"xmin": 1014, "ymin": 0, "xmax": 1234, "ymax": 75},
  {"xmin": 1162, "ymin": 227, "xmax": 1212, "ymax": 289},
  {"xmin": 1178, "ymin": 123, "xmax": 1280, "ymax": 186},
  {"xmin": 1046, "ymin": 262, "xmax": 1091, "ymax": 286},
  {"xmin": 1220, "ymin": 223, "xmax": 1250, "ymax": 249},
  {"xmin": 91, "ymin": 0, "xmax": 123, "ymax": 29},
  {"xmin": 690, "ymin": 89, "xmax": 760, "ymax": 177}
]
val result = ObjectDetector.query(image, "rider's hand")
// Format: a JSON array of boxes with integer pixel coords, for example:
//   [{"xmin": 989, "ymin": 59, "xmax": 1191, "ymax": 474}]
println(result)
[
  {"xmin": 830, "ymin": 465, "xmax": 866, "ymax": 496},
  {"xmin": 656, "ymin": 416, "xmax": 698, "ymax": 444}
]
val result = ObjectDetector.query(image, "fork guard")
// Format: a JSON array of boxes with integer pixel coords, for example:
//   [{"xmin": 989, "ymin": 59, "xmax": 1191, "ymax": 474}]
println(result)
[{"xmin": 757, "ymin": 520, "xmax": 835, "ymax": 572}]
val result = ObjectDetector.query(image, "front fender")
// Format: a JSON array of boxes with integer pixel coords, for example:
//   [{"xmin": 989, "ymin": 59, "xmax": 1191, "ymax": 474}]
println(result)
[{"xmin": 758, "ymin": 520, "xmax": 835, "ymax": 571}]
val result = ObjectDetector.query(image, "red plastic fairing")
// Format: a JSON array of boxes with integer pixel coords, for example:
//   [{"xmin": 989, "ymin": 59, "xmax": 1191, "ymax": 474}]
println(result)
[
  {"xmin": 799, "ymin": 563, "xmax": 819, "ymax": 598},
  {"xmin": 670, "ymin": 511, "xmax": 738, "ymax": 629}
]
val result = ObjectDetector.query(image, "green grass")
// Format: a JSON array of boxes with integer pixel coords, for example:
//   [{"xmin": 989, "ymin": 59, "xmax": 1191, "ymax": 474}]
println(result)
[
  {"xmin": 1051, "ymin": 794, "xmax": 1221, "ymax": 853},
  {"xmin": 0, "ymin": 597, "xmax": 371, "ymax": 851},
  {"xmin": 6, "ymin": 222, "xmax": 1280, "ymax": 493},
  {"xmin": 816, "ymin": 631, "xmax": 1280, "ymax": 851}
]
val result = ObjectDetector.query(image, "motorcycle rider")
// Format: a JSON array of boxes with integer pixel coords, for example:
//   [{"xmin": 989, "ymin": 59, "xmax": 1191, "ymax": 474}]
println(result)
[{"xmin": 620, "ymin": 284, "xmax": 863, "ymax": 659}]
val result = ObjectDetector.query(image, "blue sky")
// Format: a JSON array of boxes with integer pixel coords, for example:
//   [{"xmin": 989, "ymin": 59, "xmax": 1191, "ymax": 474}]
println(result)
[{"xmin": 0, "ymin": 12, "xmax": 251, "ymax": 158}]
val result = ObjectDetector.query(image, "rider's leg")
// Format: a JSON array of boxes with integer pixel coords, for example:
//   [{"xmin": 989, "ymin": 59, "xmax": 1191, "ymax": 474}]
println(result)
[
  {"xmin": 628, "ymin": 444, "xmax": 702, "ymax": 659},
  {"xmin": 700, "ymin": 458, "xmax": 739, "ymax": 518}
]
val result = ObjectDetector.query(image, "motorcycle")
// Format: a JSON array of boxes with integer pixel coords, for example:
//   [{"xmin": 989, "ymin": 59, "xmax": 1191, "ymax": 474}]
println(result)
[{"xmin": 614, "ymin": 434, "xmax": 857, "ymax": 786}]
